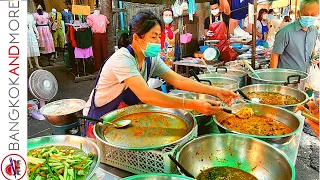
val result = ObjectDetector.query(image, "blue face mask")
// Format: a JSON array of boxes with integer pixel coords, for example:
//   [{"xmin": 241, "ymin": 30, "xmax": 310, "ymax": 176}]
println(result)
[
  {"xmin": 300, "ymin": 16, "xmax": 317, "ymax": 28},
  {"xmin": 139, "ymin": 39, "xmax": 161, "ymax": 57},
  {"xmin": 163, "ymin": 17, "xmax": 173, "ymax": 24}
]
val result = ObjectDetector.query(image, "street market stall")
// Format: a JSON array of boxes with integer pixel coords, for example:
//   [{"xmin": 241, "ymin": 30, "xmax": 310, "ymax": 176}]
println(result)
[{"xmin": 27, "ymin": 0, "xmax": 319, "ymax": 179}]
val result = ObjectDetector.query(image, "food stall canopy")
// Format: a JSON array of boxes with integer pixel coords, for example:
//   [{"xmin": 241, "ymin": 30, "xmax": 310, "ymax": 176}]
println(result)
[
  {"xmin": 272, "ymin": 0, "xmax": 300, "ymax": 7},
  {"xmin": 119, "ymin": 0, "xmax": 213, "ymax": 4}
]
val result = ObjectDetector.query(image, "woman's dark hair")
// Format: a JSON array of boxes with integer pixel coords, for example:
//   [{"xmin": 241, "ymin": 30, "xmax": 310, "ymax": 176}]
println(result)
[
  {"xmin": 118, "ymin": 10, "xmax": 162, "ymax": 48},
  {"xmin": 283, "ymin": 15, "xmax": 291, "ymax": 22},
  {"xmin": 257, "ymin": 8, "xmax": 268, "ymax": 21},
  {"xmin": 268, "ymin": 9, "xmax": 274, "ymax": 14},
  {"xmin": 210, "ymin": 0, "xmax": 220, "ymax": 6}
]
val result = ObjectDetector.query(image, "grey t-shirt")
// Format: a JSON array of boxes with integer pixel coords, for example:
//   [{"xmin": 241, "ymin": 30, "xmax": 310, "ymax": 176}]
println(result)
[
  {"xmin": 83, "ymin": 47, "xmax": 171, "ymax": 115},
  {"xmin": 272, "ymin": 20, "xmax": 318, "ymax": 72}
]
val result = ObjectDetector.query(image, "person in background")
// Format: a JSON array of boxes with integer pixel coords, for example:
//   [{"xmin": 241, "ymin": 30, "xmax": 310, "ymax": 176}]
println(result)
[
  {"xmin": 270, "ymin": 0, "xmax": 319, "ymax": 72},
  {"xmin": 296, "ymin": 99, "xmax": 319, "ymax": 138},
  {"xmin": 204, "ymin": 0, "xmax": 231, "ymax": 38},
  {"xmin": 256, "ymin": 8, "xmax": 270, "ymax": 40},
  {"xmin": 280, "ymin": 15, "xmax": 292, "ymax": 28},
  {"xmin": 83, "ymin": 10, "xmax": 239, "ymax": 138},
  {"xmin": 268, "ymin": 9, "xmax": 276, "ymax": 20},
  {"xmin": 159, "ymin": 8, "xmax": 179, "ymax": 68}
]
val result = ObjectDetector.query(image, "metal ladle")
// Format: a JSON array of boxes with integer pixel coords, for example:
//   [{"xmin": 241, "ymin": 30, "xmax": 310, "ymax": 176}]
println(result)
[{"xmin": 78, "ymin": 116, "xmax": 131, "ymax": 128}]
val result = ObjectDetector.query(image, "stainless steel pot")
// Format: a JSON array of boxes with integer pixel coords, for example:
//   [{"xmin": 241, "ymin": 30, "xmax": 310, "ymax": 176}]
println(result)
[
  {"xmin": 214, "ymin": 103, "xmax": 302, "ymax": 145},
  {"xmin": 204, "ymin": 66, "xmax": 248, "ymax": 87},
  {"xmin": 28, "ymin": 135, "xmax": 101, "ymax": 180},
  {"xmin": 40, "ymin": 99, "xmax": 86, "ymax": 125},
  {"xmin": 122, "ymin": 174, "xmax": 194, "ymax": 180},
  {"xmin": 176, "ymin": 134, "xmax": 295, "ymax": 180},
  {"xmin": 248, "ymin": 68, "xmax": 309, "ymax": 90},
  {"xmin": 194, "ymin": 74, "xmax": 239, "ymax": 91},
  {"xmin": 168, "ymin": 90, "xmax": 220, "ymax": 135},
  {"xmin": 240, "ymin": 84, "xmax": 309, "ymax": 111},
  {"xmin": 94, "ymin": 105, "xmax": 197, "ymax": 150}
]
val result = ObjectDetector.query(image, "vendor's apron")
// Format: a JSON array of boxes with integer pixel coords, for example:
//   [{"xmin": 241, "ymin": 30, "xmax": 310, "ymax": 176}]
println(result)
[
  {"xmin": 84, "ymin": 46, "xmax": 152, "ymax": 138},
  {"xmin": 260, "ymin": 21, "xmax": 268, "ymax": 41},
  {"xmin": 159, "ymin": 29, "xmax": 175, "ymax": 68},
  {"xmin": 208, "ymin": 14, "xmax": 228, "ymax": 40}
]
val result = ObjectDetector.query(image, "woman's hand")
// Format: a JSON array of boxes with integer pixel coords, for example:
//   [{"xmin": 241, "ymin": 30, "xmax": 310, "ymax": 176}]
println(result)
[
  {"xmin": 214, "ymin": 88, "xmax": 239, "ymax": 106},
  {"xmin": 188, "ymin": 99, "xmax": 223, "ymax": 116},
  {"xmin": 296, "ymin": 99, "xmax": 319, "ymax": 137}
]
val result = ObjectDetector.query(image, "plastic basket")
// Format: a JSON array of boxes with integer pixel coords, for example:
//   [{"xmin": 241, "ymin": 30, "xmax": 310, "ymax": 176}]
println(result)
[{"xmin": 96, "ymin": 126, "xmax": 198, "ymax": 174}]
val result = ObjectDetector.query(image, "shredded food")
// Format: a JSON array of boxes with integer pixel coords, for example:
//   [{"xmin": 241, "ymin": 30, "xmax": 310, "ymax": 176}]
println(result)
[
  {"xmin": 218, "ymin": 107, "xmax": 292, "ymax": 136},
  {"xmin": 247, "ymin": 92, "xmax": 301, "ymax": 105}
]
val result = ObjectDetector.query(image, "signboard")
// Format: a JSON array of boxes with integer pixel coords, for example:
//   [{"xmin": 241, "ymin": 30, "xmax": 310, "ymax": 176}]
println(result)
[{"xmin": 72, "ymin": 5, "xmax": 90, "ymax": 15}]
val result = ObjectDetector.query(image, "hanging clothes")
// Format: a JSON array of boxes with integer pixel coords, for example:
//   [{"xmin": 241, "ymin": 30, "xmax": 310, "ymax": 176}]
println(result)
[
  {"xmin": 74, "ymin": 28, "xmax": 93, "ymax": 48},
  {"xmin": 159, "ymin": 25, "xmax": 175, "ymax": 68},
  {"xmin": 231, "ymin": 0, "xmax": 253, "ymax": 20},
  {"xmin": 87, "ymin": 14, "xmax": 110, "ymax": 71},
  {"xmin": 27, "ymin": 13, "xmax": 40, "ymax": 57},
  {"xmin": 50, "ymin": 12, "xmax": 65, "ymax": 48},
  {"xmin": 33, "ymin": 12, "xmax": 55, "ymax": 54},
  {"xmin": 74, "ymin": 47, "xmax": 93, "ymax": 59},
  {"xmin": 61, "ymin": 10, "xmax": 73, "ymax": 24}
]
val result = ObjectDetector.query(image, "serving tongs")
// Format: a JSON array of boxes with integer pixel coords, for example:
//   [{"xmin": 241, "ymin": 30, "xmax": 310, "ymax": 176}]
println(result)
[{"xmin": 301, "ymin": 112, "xmax": 319, "ymax": 124}]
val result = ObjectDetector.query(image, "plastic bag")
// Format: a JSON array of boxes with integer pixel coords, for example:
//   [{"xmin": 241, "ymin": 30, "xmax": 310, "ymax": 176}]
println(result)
[
  {"xmin": 308, "ymin": 65, "xmax": 320, "ymax": 91},
  {"xmin": 208, "ymin": 21, "xmax": 228, "ymax": 40},
  {"xmin": 215, "ymin": 40, "xmax": 238, "ymax": 62},
  {"xmin": 172, "ymin": 0, "xmax": 182, "ymax": 17}
]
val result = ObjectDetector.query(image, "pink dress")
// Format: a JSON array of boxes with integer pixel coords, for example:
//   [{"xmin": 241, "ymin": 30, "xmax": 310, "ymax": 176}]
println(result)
[{"xmin": 33, "ymin": 12, "xmax": 55, "ymax": 54}]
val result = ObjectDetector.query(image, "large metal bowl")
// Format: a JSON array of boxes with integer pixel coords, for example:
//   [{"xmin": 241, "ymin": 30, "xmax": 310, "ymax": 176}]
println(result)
[
  {"xmin": 168, "ymin": 90, "xmax": 220, "ymax": 135},
  {"xmin": 40, "ymin": 99, "xmax": 86, "ymax": 125},
  {"xmin": 27, "ymin": 135, "xmax": 100, "ymax": 180},
  {"xmin": 214, "ymin": 103, "xmax": 302, "ymax": 145},
  {"xmin": 122, "ymin": 174, "xmax": 193, "ymax": 180},
  {"xmin": 203, "ymin": 66, "xmax": 248, "ymax": 87},
  {"xmin": 193, "ymin": 74, "xmax": 239, "ymax": 91},
  {"xmin": 248, "ymin": 68, "xmax": 309, "ymax": 90},
  {"xmin": 94, "ymin": 105, "xmax": 197, "ymax": 150},
  {"xmin": 240, "ymin": 84, "xmax": 309, "ymax": 111},
  {"xmin": 176, "ymin": 134, "xmax": 295, "ymax": 180}
]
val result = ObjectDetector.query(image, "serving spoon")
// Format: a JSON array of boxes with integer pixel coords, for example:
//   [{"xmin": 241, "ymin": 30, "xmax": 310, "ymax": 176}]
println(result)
[{"xmin": 78, "ymin": 116, "xmax": 131, "ymax": 128}]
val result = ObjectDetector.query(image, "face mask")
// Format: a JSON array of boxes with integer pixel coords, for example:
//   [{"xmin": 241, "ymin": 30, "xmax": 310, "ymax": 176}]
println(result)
[
  {"xmin": 211, "ymin": 9, "xmax": 220, "ymax": 16},
  {"xmin": 300, "ymin": 16, "xmax": 316, "ymax": 28},
  {"xmin": 139, "ymin": 39, "xmax": 161, "ymax": 57},
  {"xmin": 262, "ymin": 14, "xmax": 268, "ymax": 20},
  {"xmin": 163, "ymin": 17, "xmax": 173, "ymax": 24}
]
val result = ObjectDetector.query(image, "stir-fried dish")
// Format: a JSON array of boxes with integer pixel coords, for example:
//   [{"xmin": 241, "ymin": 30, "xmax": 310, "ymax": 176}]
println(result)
[
  {"xmin": 197, "ymin": 166, "xmax": 258, "ymax": 180},
  {"xmin": 218, "ymin": 107, "xmax": 292, "ymax": 136},
  {"xmin": 247, "ymin": 92, "xmax": 301, "ymax": 105},
  {"xmin": 28, "ymin": 145, "xmax": 93, "ymax": 180}
]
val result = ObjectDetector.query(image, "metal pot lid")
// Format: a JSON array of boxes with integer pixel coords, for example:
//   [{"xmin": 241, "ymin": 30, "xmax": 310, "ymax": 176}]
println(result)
[{"xmin": 28, "ymin": 70, "xmax": 58, "ymax": 101}]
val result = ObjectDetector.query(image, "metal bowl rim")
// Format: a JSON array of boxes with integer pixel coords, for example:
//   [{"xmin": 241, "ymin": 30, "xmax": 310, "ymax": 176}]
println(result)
[
  {"xmin": 175, "ymin": 133, "xmax": 296, "ymax": 180},
  {"xmin": 94, "ymin": 105, "xmax": 197, "ymax": 151},
  {"xmin": 248, "ymin": 68, "xmax": 309, "ymax": 83},
  {"xmin": 122, "ymin": 173, "xmax": 194, "ymax": 180},
  {"xmin": 212, "ymin": 103, "xmax": 302, "ymax": 139},
  {"xmin": 27, "ymin": 135, "xmax": 101, "ymax": 180},
  {"xmin": 39, "ymin": 99, "xmax": 87, "ymax": 116},
  {"xmin": 240, "ymin": 84, "xmax": 309, "ymax": 108}
]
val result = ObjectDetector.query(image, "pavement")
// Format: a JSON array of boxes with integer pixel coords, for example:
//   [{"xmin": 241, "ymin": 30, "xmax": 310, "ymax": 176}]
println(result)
[{"xmin": 27, "ymin": 55, "xmax": 319, "ymax": 179}]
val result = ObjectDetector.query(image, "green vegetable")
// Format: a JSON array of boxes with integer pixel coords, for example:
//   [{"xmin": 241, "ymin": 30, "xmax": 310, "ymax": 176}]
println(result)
[
  {"xmin": 27, "ymin": 145, "xmax": 93, "ymax": 180},
  {"xmin": 28, "ymin": 156, "xmax": 46, "ymax": 165}
]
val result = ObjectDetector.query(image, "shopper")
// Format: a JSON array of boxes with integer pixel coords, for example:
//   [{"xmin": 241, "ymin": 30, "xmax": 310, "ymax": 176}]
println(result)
[
  {"xmin": 270, "ymin": 0, "xmax": 319, "ymax": 72},
  {"xmin": 83, "ymin": 10, "xmax": 239, "ymax": 138},
  {"xmin": 256, "ymin": 8, "xmax": 270, "ymax": 40}
]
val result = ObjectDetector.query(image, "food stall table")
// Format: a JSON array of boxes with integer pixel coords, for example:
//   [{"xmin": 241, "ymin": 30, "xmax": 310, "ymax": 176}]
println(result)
[{"xmin": 173, "ymin": 60, "xmax": 224, "ymax": 77}]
